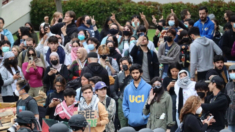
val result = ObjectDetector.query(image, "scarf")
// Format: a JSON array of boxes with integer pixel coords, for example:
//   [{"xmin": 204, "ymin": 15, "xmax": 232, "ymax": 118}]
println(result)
[
  {"xmin": 71, "ymin": 47, "xmax": 78, "ymax": 62},
  {"xmin": 176, "ymin": 70, "xmax": 191, "ymax": 89},
  {"xmin": 54, "ymin": 100, "xmax": 77, "ymax": 120},
  {"xmin": 46, "ymin": 46, "xmax": 65, "ymax": 65},
  {"xmin": 78, "ymin": 95, "xmax": 99, "ymax": 111},
  {"xmin": 50, "ymin": 52, "xmax": 62, "ymax": 72}
]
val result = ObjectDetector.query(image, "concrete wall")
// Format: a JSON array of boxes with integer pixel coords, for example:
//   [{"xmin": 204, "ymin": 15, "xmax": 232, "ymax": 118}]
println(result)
[
  {"xmin": 0, "ymin": 0, "xmax": 32, "ymax": 34},
  {"xmin": 132, "ymin": 0, "xmax": 232, "ymax": 4}
]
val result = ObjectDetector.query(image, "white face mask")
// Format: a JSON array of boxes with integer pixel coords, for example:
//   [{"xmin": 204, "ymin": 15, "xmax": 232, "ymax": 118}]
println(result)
[
  {"xmin": 196, "ymin": 106, "xmax": 202, "ymax": 114},
  {"xmin": 14, "ymin": 89, "xmax": 20, "ymax": 96}
]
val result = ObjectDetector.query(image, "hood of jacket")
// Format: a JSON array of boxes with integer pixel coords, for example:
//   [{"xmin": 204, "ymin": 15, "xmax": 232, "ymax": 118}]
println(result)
[
  {"xmin": 87, "ymin": 63, "xmax": 105, "ymax": 74},
  {"xmin": 177, "ymin": 70, "xmax": 192, "ymax": 88},
  {"xmin": 194, "ymin": 37, "xmax": 210, "ymax": 46}
]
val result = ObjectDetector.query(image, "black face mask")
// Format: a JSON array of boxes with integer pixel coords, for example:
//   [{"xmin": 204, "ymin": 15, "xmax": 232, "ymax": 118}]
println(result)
[
  {"xmin": 109, "ymin": 29, "xmax": 119, "ymax": 35},
  {"xmin": 155, "ymin": 25, "xmax": 163, "ymax": 32},
  {"xmin": 197, "ymin": 92, "xmax": 205, "ymax": 99},
  {"xmin": 123, "ymin": 31, "xmax": 130, "ymax": 36},
  {"xmin": 153, "ymin": 86, "xmax": 162, "ymax": 93},
  {"xmin": 214, "ymin": 32, "xmax": 221, "ymax": 38},
  {"xmin": 100, "ymin": 55, "xmax": 107, "ymax": 59},
  {"xmin": 51, "ymin": 60, "xmax": 58, "ymax": 65},
  {"xmin": 86, "ymin": 19, "xmax": 92, "ymax": 25},
  {"xmin": 164, "ymin": 36, "xmax": 173, "ymax": 42},
  {"xmin": 9, "ymin": 59, "xmax": 15, "ymax": 65},
  {"xmin": 182, "ymin": 38, "xmax": 190, "ymax": 43},
  {"xmin": 122, "ymin": 64, "xmax": 128, "ymax": 71},
  {"xmin": 109, "ymin": 47, "xmax": 115, "ymax": 53}
]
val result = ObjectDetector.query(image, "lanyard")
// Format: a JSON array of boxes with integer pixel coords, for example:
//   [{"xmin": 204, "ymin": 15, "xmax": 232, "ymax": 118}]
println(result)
[{"xmin": 77, "ymin": 59, "xmax": 87, "ymax": 69}]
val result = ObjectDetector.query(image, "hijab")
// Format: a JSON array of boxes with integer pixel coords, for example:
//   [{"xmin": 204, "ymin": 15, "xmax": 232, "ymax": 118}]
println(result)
[
  {"xmin": 50, "ymin": 52, "xmax": 62, "ymax": 71},
  {"xmin": 77, "ymin": 47, "xmax": 87, "ymax": 62}
]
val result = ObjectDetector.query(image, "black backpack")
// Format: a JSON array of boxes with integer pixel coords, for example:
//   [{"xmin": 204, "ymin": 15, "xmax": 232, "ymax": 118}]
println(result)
[{"xmin": 66, "ymin": 77, "xmax": 82, "ymax": 90}]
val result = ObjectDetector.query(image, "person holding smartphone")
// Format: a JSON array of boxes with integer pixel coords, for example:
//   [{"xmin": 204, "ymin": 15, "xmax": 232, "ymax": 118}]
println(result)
[
  {"xmin": 22, "ymin": 47, "xmax": 45, "ymax": 97},
  {"xmin": 0, "ymin": 51, "xmax": 24, "ymax": 102}
]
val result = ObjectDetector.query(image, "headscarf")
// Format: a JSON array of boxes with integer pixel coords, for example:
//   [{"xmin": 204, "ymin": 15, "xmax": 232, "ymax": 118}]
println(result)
[
  {"xmin": 71, "ymin": 47, "xmax": 79, "ymax": 62},
  {"xmin": 3, "ymin": 51, "xmax": 14, "ymax": 59},
  {"xmin": 77, "ymin": 47, "xmax": 87, "ymax": 62},
  {"xmin": 176, "ymin": 70, "xmax": 191, "ymax": 88},
  {"xmin": 50, "ymin": 52, "xmax": 62, "ymax": 71}
]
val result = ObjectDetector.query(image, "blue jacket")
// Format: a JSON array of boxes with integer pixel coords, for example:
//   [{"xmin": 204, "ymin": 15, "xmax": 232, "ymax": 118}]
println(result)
[
  {"xmin": 77, "ymin": 24, "xmax": 100, "ymax": 41},
  {"xmin": 122, "ymin": 78, "xmax": 151, "ymax": 127},
  {"xmin": 3, "ymin": 29, "xmax": 14, "ymax": 47},
  {"xmin": 194, "ymin": 17, "xmax": 214, "ymax": 39}
]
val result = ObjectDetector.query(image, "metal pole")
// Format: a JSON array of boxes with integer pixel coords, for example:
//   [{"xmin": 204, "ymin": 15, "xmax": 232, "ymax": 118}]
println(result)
[{"xmin": 55, "ymin": 0, "xmax": 63, "ymax": 13}]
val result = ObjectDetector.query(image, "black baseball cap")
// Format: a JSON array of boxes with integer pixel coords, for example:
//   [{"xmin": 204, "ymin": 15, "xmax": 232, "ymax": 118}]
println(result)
[
  {"xmin": 205, "ymin": 75, "xmax": 224, "ymax": 84},
  {"xmin": 87, "ymin": 52, "xmax": 98, "ymax": 58}
]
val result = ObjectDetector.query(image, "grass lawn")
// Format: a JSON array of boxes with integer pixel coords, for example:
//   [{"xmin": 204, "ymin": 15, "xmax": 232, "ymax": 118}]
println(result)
[{"xmin": 13, "ymin": 29, "xmax": 155, "ymax": 42}]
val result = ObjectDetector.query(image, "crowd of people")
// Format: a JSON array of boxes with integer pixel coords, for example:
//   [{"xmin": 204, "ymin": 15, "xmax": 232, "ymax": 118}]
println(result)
[{"xmin": 0, "ymin": 5, "xmax": 235, "ymax": 132}]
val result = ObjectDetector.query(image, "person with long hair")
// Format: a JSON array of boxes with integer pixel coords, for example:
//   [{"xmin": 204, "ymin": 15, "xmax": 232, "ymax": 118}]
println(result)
[
  {"xmin": 106, "ymin": 35, "xmax": 121, "ymax": 54},
  {"xmin": 0, "ymin": 51, "xmax": 24, "ymax": 102},
  {"xmin": 50, "ymin": 12, "xmax": 63, "ymax": 26},
  {"xmin": 98, "ymin": 45, "xmax": 119, "ymax": 75},
  {"xmin": 211, "ymin": 19, "xmax": 221, "ymax": 46},
  {"xmin": 119, "ymin": 25, "xmax": 133, "ymax": 55},
  {"xmin": 44, "ymin": 75, "xmax": 66, "ymax": 119},
  {"xmin": 143, "ymin": 77, "xmax": 174, "ymax": 131},
  {"xmin": 180, "ymin": 96, "xmax": 214, "ymax": 132},
  {"xmin": 77, "ymin": 30, "xmax": 89, "ymax": 48},
  {"xmin": 165, "ymin": 13, "xmax": 180, "ymax": 42},
  {"xmin": 76, "ymin": 15, "xmax": 100, "ymax": 40},
  {"xmin": 67, "ymin": 40, "xmax": 80, "ymax": 65},
  {"xmin": 64, "ymin": 32, "xmax": 78, "ymax": 54},
  {"xmin": 22, "ymin": 47, "xmax": 45, "ymax": 97},
  {"xmin": 68, "ymin": 47, "xmax": 88, "ymax": 81},
  {"xmin": 162, "ymin": 62, "xmax": 181, "ymax": 132},
  {"xmin": 14, "ymin": 26, "xmax": 31, "ymax": 46},
  {"xmin": 12, "ymin": 46, "xmax": 20, "ymax": 58},
  {"xmin": 106, "ymin": 40, "xmax": 122, "ymax": 67},
  {"xmin": 43, "ymin": 52, "xmax": 69, "ymax": 95},
  {"xmin": 101, "ymin": 23, "xmax": 122, "ymax": 45},
  {"xmin": 100, "ymin": 17, "xmax": 114, "ymax": 41},
  {"xmin": 25, "ymin": 22, "xmax": 38, "ymax": 44},
  {"xmin": 75, "ymin": 73, "xmax": 92, "ymax": 102}
]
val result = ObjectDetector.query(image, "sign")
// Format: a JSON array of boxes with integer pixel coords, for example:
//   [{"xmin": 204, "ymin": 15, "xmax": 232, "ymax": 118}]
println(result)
[{"xmin": 77, "ymin": 110, "xmax": 98, "ymax": 127}]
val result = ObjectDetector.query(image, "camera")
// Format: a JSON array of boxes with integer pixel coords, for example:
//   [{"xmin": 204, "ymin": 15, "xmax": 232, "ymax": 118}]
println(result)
[{"xmin": 7, "ymin": 123, "xmax": 18, "ymax": 132}]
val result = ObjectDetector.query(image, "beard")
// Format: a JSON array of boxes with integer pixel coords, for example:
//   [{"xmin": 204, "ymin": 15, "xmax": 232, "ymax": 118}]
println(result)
[
  {"xmin": 215, "ymin": 66, "xmax": 223, "ymax": 72},
  {"xmin": 200, "ymin": 17, "xmax": 206, "ymax": 22},
  {"xmin": 133, "ymin": 76, "xmax": 141, "ymax": 81}
]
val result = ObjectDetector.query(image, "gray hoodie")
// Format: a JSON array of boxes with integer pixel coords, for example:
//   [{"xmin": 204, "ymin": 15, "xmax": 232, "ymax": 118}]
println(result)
[{"xmin": 190, "ymin": 37, "xmax": 222, "ymax": 78}]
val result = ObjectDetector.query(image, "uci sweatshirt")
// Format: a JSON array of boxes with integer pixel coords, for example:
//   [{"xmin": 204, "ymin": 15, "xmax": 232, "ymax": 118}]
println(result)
[{"xmin": 122, "ymin": 78, "xmax": 151, "ymax": 127}]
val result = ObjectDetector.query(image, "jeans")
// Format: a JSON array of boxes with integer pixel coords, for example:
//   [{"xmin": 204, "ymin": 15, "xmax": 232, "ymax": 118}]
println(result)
[
  {"xmin": 228, "ymin": 125, "xmax": 235, "ymax": 132},
  {"xmin": 176, "ymin": 111, "xmax": 180, "ymax": 127}
]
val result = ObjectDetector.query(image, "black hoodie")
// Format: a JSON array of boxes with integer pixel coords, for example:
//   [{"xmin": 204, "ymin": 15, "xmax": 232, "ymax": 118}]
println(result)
[
  {"xmin": 80, "ymin": 63, "xmax": 110, "ymax": 95},
  {"xmin": 50, "ymin": 22, "xmax": 78, "ymax": 45},
  {"xmin": 201, "ymin": 92, "xmax": 231, "ymax": 131}
]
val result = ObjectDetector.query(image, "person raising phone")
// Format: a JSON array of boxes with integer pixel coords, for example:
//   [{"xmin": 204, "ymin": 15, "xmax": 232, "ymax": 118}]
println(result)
[{"xmin": 22, "ymin": 47, "xmax": 45, "ymax": 97}]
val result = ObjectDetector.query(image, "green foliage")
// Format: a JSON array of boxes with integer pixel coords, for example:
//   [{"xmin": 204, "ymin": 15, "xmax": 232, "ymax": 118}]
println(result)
[{"xmin": 30, "ymin": 0, "xmax": 235, "ymax": 30}]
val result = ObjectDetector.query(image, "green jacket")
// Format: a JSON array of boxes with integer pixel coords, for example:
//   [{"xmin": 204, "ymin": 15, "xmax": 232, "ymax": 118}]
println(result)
[{"xmin": 143, "ymin": 91, "xmax": 175, "ymax": 130}]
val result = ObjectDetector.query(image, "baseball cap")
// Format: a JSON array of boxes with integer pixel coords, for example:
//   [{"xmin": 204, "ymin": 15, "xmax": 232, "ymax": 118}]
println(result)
[
  {"xmin": 94, "ymin": 81, "xmax": 107, "ymax": 90},
  {"xmin": 87, "ymin": 52, "xmax": 98, "ymax": 58},
  {"xmin": 205, "ymin": 75, "xmax": 224, "ymax": 84}
]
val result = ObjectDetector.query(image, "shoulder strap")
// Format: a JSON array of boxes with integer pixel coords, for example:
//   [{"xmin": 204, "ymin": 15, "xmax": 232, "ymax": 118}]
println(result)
[
  {"xmin": 22, "ymin": 51, "xmax": 26, "ymax": 63},
  {"xmin": 25, "ymin": 96, "xmax": 35, "ymax": 110},
  {"xmin": 109, "ymin": 57, "xmax": 112, "ymax": 65},
  {"xmin": 106, "ymin": 97, "xmax": 111, "ymax": 108},
  {"xmin": 79, "ymin": 88, "xmax": 82, "ymax": 101}
]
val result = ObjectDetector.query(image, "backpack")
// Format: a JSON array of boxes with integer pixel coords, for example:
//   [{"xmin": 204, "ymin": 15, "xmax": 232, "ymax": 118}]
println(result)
[
  {"xmin": 66, "ymin": 77, "xmax": 82, "ymax": 90},
  {"xmin": 16, "ymin": 96, "xmax": 35, "ymax": 110}
]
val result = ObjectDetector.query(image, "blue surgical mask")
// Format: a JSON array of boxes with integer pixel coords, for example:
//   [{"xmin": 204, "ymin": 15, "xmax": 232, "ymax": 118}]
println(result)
[
  {"xmin": 168, "ymin": 20, "xmax": 175, "ymax": 26},
  {"xmin": 2, "ymin": 47, "xmax": 10, "ymax": 52},
  {"xmin": 78, "ymin": 35, "xmax": 85, "ymax": 41},
  {"xmin": 87, "ymin": 44, "xmax": 95, "ymax": 51},
  {"xmin": 184, "ymin": 24, "xmax": 188, "ymax": 28},
  {"xmin": 229, "ymin": 73, "xmax": 235, "ymax": 79},
  {"xmin": 233, "ymin": 23, "xmax": 235, "ymax": 28},
  {"xmin": 132, "ymin": 22, "xmax": 139, "ymax": 27},
  {"xmin": 130, "ymin": 40, "xmax": 136, "ymax": 44}
]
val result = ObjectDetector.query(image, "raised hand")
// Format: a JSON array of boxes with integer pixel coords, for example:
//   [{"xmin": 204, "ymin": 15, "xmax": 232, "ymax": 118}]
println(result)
[
  {"xmin": 111, "ymin": 13, "xmax": 116, "ymax": 21},
  {"xmin": 140, "ymin": 12, "xmax": 146, "ymax": 20},
  {"xmin": 91, "ymin": 16, "xmax": 96, "ymax": 25},
  {"xmin": 152, "ymin": 15, "xmax": 157, "ymax": 25}
]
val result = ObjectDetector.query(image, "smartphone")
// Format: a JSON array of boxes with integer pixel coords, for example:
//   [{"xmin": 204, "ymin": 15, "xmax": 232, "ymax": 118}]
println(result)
[
  {"xmin": 16, "ymin": 71, "xmax": 20, "ymax": 75},
  {"xmin": 105, "ymin": 59, "xmax": 109, "ymax": 62},
  {"xmin": 53, "ymin": 98, "xmax": 59, "ymax": 101},
  {"xmin": 208, "ymin": 116, "xmax": 214, "ymax": 121},
  {"xmin": 171, "ymin": 80, "xmax": 176, "ymax": 82},
  {"xmin": 58, "ymin": 18, "xmax": 63, "ymax": 23},
  {"xmin": 139, "ymin": 32, "xmax": 145, "ymax": 36}
]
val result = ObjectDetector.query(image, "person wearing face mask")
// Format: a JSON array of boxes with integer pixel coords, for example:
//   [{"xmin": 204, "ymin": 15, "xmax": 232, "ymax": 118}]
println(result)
[
  {"xmin": 143, "ymin": 77, "xmax": 174, "ymax": 131},
  {"xmin": 106, "ymin": 40, "xmax": 122, "ymax": 67},
  {"xmin": 131, "ymin": 35, "xmax": 159, "ymax": 83},
  {"xmin": 77, "ymin": 30, "xmax": 88, "ymax": 47},
  {"xmin": 195, "ymin": 80, "xmax": 209, "ymax": 104},
  {"xmin": 68, "ymin": 47, "xmax": 88, "ymax": 81},
  {"xmin": 158, "ymin": 28, "xmax": 180, "ymax": 79},
  {"xmin": 15, "ymin": 80, "xmax": 39, "ymax": 119},
  {"xmin": 86, "ymin": 37, "xmax": 99, "ymax": 53},
  {"xmin": 22, "ymin": 47, "xmax": 45, "ymax": 97},
  {"xmin": 113, "ymin": 57, "xmax": 132, "ymax": 127},
  {"xmin": 180, "ymin": 96, "xmax": 214, "ymax": 132},
  {"xmin": 68, "ymin": 40, "xmax": 80, "ymax": 65},
  {"xmin": 0, "ymin": 51, "xmax": 24, "ymax": 102},
  {"xmin": 106, "ymin": 35, "xmax": 121, "ymax": 54},
  {"xmin": 0, "ymin": 40, "xmax": 11, "ymax": 68},
  {"xmin": 178, "ymin": 30, "xmax": 191, "ymax": 71},
  {"xmin": 43, "ymin": 52, "xmax": 69, "ymax": 94},
  {"xmin": 174, "ymin": 70, "xmax": 197, "ymax": 126},
  {"xmin": 98, "ymin": 45, "xmax": 119, "ymax": 76},
  {"xmin": 0, "ymin": 17, "xmax": 14, "ymax": 46},
  {"xmin": 189, "ymin": 27, "xmax": 222, "ymax": 81},
  {"xmin": 206, "ymin": 55, "xmax": 228, "ymax": 85},
  {"xmin": 118, "ymin": 25, "xmax": 133, "ymax": 54},
  {"xmin": 76, "ymin": 15, "xmax": 100, "ymax": 41},
  {"xmin": 101, "ymin": 23, "xmax": 122, "ymax": 45},
  {"xmin": 225, "ymin": 65, "xmax": 235, "ymax": 131}
]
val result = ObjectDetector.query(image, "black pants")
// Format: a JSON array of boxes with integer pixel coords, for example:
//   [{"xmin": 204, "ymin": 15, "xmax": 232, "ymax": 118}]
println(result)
[
  {"xmin": 197, "ymin": 71, "xmax": 208, "ymax": 81},
  {"xmin": 131, "ymin": 125, "xmax": 146, "ymax": 131},
  {"xmin": 2, "ymin": 92, "xmax": 18, "ymax": 102}
]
